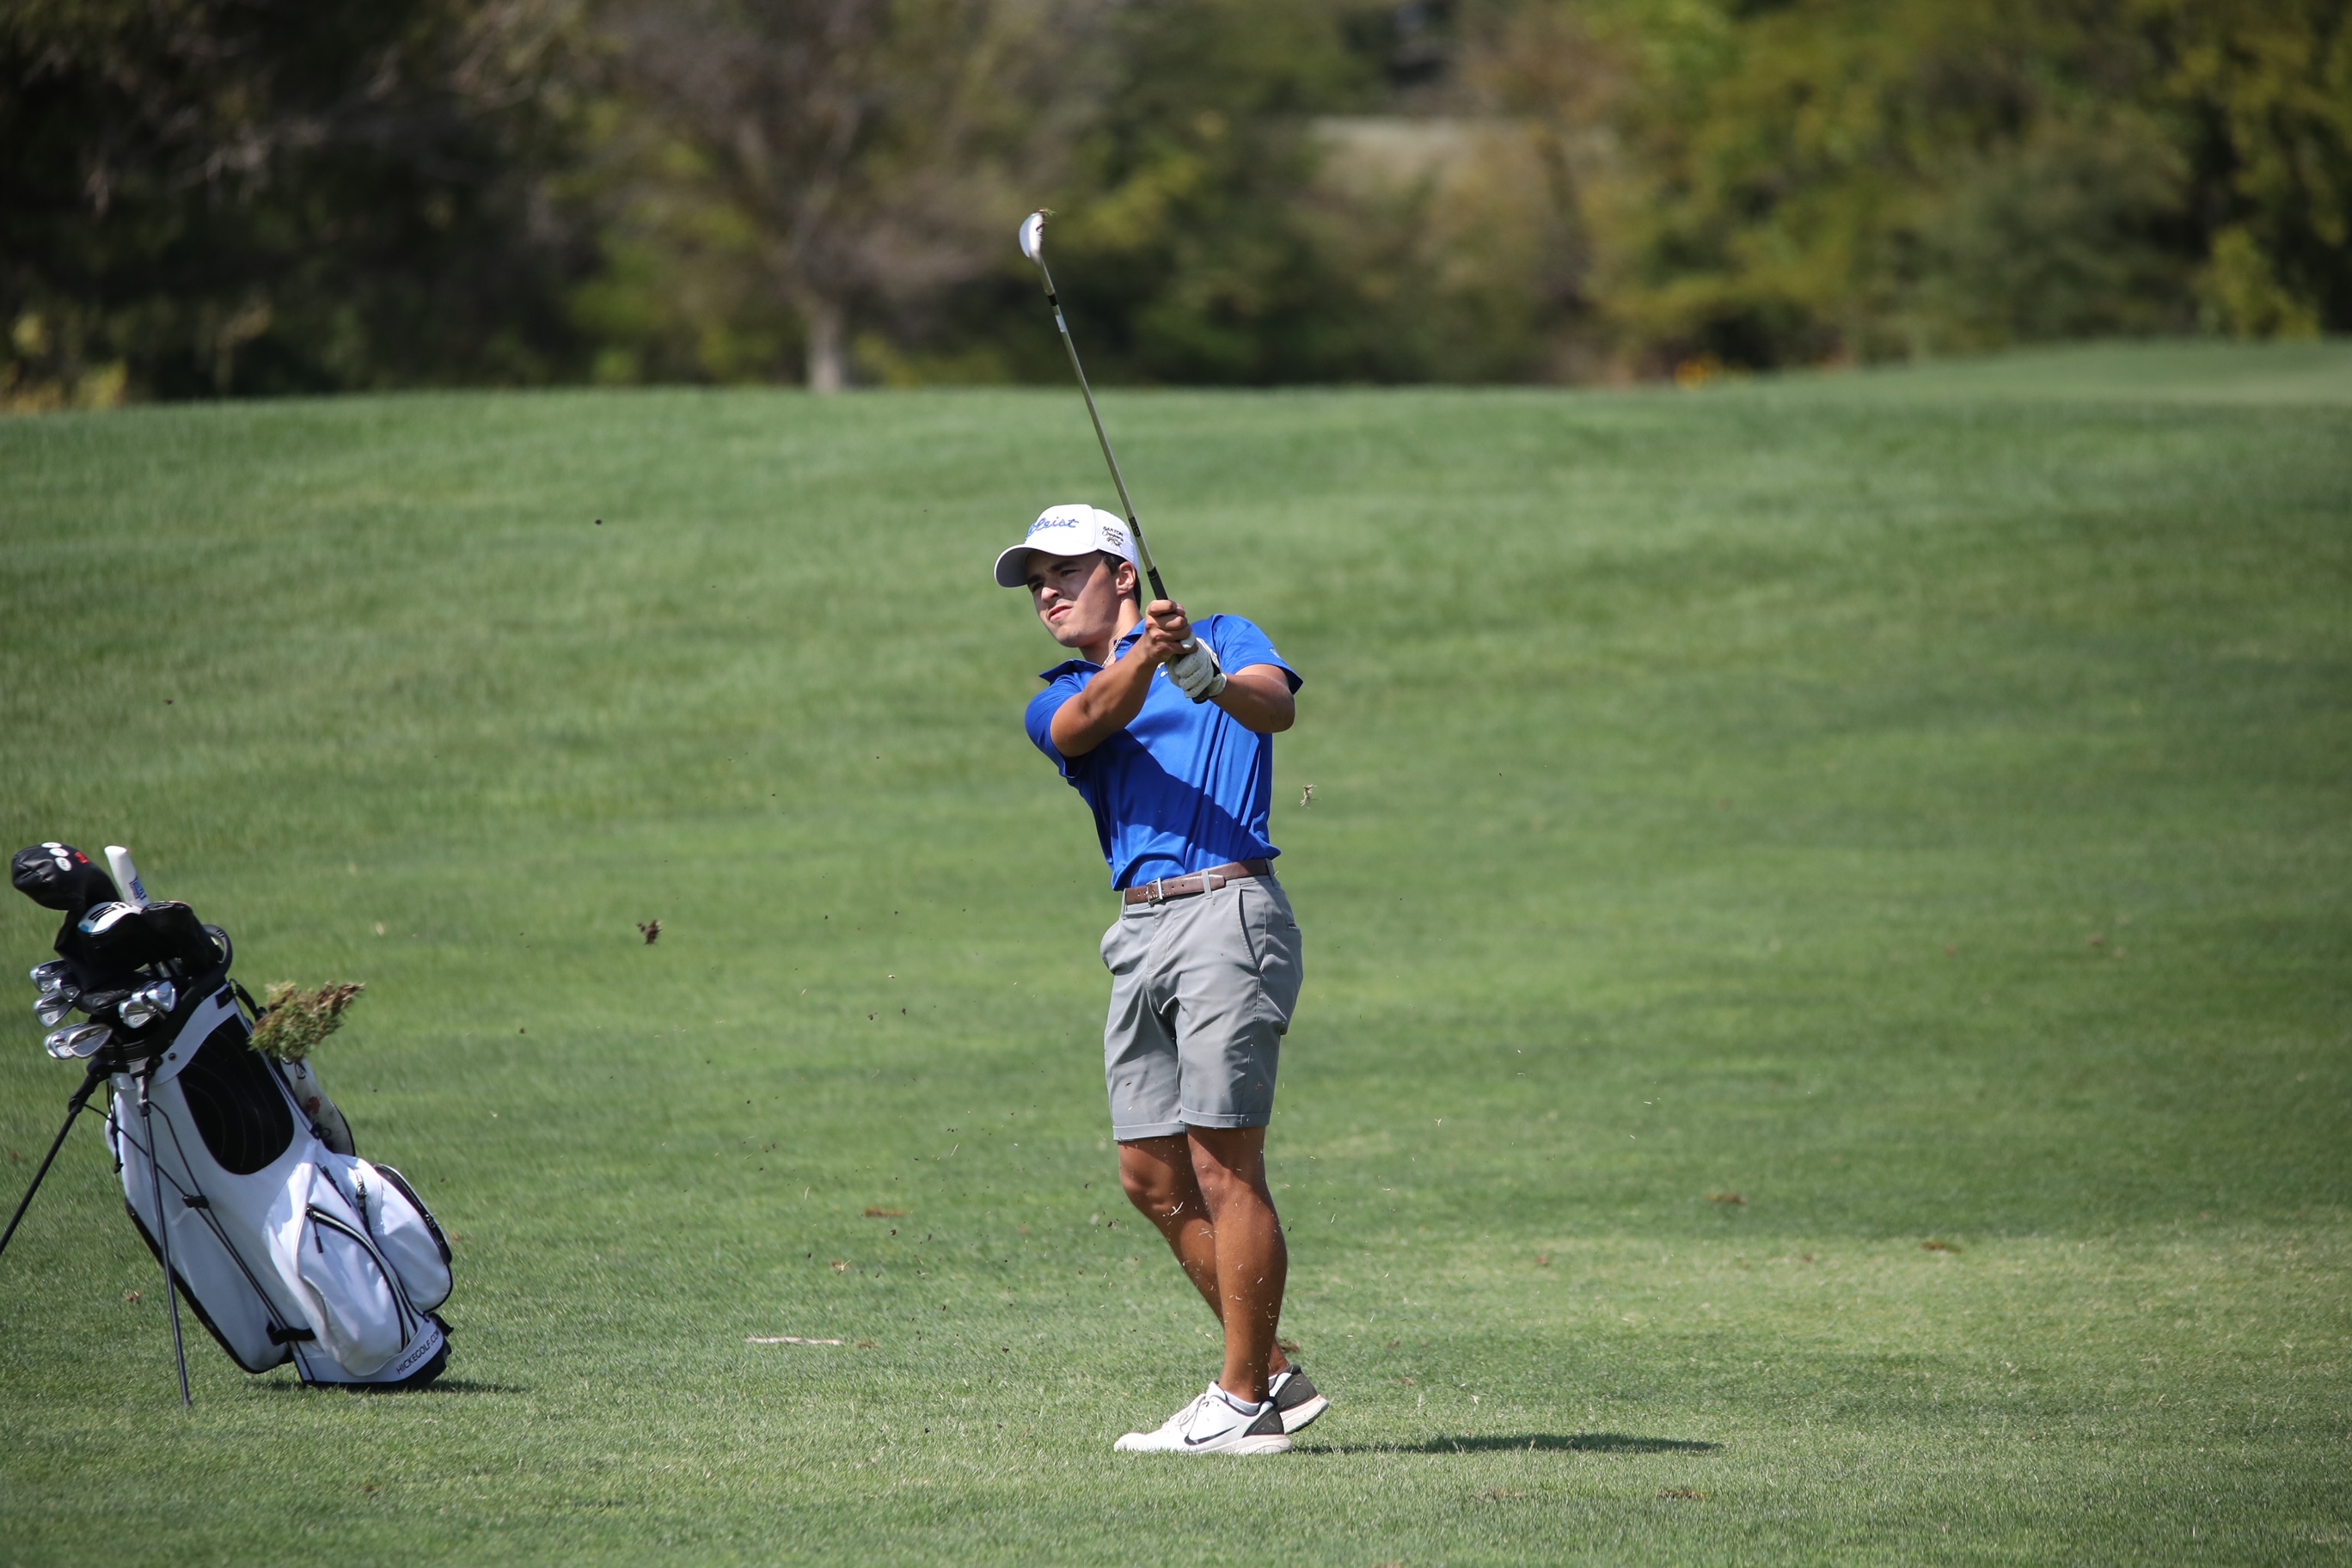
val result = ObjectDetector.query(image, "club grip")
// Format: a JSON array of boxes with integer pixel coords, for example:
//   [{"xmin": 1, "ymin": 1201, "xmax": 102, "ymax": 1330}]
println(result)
[{"xmin": 105, "ymin": 846, "xmax": 150, "ymax": 909}]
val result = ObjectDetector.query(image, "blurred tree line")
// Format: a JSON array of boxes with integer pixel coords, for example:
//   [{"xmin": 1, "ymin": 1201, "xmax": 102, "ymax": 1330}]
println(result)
[{"xmin": 3, "ymin": 0, "xmax": 2343, "ymax": 405}]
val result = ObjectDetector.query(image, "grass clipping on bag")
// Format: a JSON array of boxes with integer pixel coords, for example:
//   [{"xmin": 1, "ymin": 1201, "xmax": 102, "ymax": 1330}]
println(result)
[{"xmin": 248, "ymin": 982, "xmax": 364, "ymax": 1063}]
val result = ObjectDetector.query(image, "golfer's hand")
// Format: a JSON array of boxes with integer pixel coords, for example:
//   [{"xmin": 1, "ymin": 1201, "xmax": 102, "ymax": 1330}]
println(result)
[
  {"xmin": 1141, "ymin": 600, "xmax": 1194, "ymax": 662},
  {"xmin": 1168, "ymin": 641, "xmax": 1227, "ymax": 701},
  {"xmin": 1148, "ymin": 603, "xmax": 1228, "ymax": 701}
]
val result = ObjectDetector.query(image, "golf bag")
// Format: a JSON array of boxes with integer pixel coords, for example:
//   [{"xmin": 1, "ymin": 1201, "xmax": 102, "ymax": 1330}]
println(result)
[{"xmin": 9, "ymin": 842, "xmax": 452, "ymax": 1389}]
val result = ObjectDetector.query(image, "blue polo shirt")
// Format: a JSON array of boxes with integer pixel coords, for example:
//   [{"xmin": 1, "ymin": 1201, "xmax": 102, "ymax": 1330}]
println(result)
[{"xmin": 1026, "ymin": 615, "xmax": 1302, "ymax": 890}]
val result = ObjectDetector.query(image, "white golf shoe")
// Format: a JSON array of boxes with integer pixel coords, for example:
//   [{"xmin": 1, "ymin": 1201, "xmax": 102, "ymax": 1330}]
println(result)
[
  {"xmin": 1114, "ymin": 1389, "xmax": 1200, "ymax": 1448},
  {"xmin": 1113, "ymin": 1383, "xmax": 1291, "ymax": 1455},
  {"xmin": 1267, "ymin": 1363, "xmax": 1330, "ymax": 1434}
]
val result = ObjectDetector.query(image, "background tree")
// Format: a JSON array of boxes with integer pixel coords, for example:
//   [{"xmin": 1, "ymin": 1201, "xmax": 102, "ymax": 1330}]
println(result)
[
  {"xmin": 1464, "ymin": 0, "xmax": 2349, "ymax": 375},
  {"xmin": 1573, "ymin": 0, "xmax": 2206, "ymax": 371},
  {"xmin": 5, "ymin": 0, "xmax": 2344, "ymax": 402},
  {"xmin": 586, "ymin": 0, "xmax": 1084, "ymax": 392},
  {"xmin": 0, "ymin": 0, "xmax": 591, "ymax": 407},
  {"xmin": 2147, "ymin": 0, "xmax": 2352, "ymax": 337}
]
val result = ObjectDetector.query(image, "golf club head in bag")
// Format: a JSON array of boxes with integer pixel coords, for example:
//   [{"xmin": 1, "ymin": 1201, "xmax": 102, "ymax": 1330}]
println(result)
[{"xmin": 14, "ymin": 842, "xmax": 224, "ymax": 1009}]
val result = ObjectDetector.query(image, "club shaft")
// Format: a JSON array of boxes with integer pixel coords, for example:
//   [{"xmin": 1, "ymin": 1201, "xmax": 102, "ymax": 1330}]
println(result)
[
  {"xmin": 0, "ymin": 1066, "xmax": 102, "ymax": 1265},
  {"xmin": 1037, "ymin": 262, "xmax": 1170, "ymax": 604}
]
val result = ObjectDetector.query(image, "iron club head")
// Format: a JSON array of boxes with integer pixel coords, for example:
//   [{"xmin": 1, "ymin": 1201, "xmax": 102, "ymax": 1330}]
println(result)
[
  {"xmin": 119, "ymin": 979, "xmax": 177, "ymax": 1031},
  {"xmin": 1019, "ymin": 210, "xmax": 1048, "ymax": 265},
  {"xmin": 36, "ymin": 989, "xmax": 80, "ymax": 1027},
  {"xmin": 44, "ymin": 1022, "xmax": 111, "ymax": 1060}
]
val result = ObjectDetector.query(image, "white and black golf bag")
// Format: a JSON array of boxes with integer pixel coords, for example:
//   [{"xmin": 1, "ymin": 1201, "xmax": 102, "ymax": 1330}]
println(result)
[
  {"xmin": 9, "ymin": 842, "xmax": 452, "ymax": 1390},
  {"xmin": 110, "ymin": 983, "xmax": 452, "ymax": 1387}
]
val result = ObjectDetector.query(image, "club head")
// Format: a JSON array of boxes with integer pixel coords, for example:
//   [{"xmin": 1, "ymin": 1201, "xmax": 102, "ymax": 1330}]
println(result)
[
  {"xmin": 119, "ymin": 979, "xmax": 177, "ymax": 1031},
  {"xmin": 31, "ymin": 959, "xmax": 71, "ymax": 991},
  {"xmin": 36, "ymin": 989, "xmax": 79, "ymax": 1027},
  {"xmin": 1019, "ymin": 210, "xmax": 1048, "ymax": 265},
  {"xmin": 77, "ymin": 901, "xmax": 138, "ymax": 935},
  {"xmin": 45, "ymin": 1022, "xmax": 111, "ymax": 1060}
]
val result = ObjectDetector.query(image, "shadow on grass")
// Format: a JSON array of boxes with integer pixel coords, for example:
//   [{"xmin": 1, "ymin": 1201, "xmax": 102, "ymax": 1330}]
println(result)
[
  {"xmin": 412, "ymin": 1379, "xmax": 529, "ymax": 1395},
  {"xmin": 257, "ymin": 1378, "xmax": 528, "ymax": 1396},
  {"xmin": 1303, "ymin": 1433, "xmax": 1721, "ymax": 1456}
]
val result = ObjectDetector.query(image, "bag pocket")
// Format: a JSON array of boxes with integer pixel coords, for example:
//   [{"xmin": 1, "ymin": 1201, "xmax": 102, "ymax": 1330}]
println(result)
[
  {"xmin": 358, "ymin": 1162, "xmax": 453, "ymax": 1313},
  {"xmin": 293, "ymin": 1204, "xmax": 409, "ymax": 1375}
]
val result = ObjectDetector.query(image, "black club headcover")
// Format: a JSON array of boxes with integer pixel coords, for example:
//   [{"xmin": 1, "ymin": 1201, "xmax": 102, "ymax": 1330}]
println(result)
[{"xmin": 11, "ymin": 842, "xmax": 119, "ymax": 922}]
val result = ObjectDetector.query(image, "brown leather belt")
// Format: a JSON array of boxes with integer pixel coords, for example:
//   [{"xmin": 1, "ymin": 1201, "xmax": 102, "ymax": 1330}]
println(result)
[{"xmin": 1122, "ymin": 859, "xmax": 1271, "ymax": 906}]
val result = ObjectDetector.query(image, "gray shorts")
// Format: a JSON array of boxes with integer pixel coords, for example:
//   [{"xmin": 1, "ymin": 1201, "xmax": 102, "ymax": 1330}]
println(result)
[{"xmin": 1100, "ymin": 872, "xmax": 1305, "ymax": 1142}]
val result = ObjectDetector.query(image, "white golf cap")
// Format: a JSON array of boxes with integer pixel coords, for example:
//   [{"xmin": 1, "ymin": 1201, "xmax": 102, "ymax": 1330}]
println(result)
[{"xmin": 992, "ymin": 504, "xmax": 1138, "ymax": 588}]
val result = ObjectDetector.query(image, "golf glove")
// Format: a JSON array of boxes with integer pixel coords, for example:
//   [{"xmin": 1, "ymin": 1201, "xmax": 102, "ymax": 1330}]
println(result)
[{"xmin": 1166, "ymin": 640, "xmax": 1227, "ymax": 702}]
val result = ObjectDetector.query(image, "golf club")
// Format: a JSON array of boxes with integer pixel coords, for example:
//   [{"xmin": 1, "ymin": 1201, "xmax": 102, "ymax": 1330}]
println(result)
[{"xmin": 1018, "ymin": 211, "xmax": 1184, "ymax": 627}]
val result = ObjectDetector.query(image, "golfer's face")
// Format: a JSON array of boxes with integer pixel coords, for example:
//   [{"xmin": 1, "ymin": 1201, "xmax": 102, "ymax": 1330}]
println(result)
[{"xmin": 1027, "ymin": 551, "xmax": 1123, "ymax": 648}]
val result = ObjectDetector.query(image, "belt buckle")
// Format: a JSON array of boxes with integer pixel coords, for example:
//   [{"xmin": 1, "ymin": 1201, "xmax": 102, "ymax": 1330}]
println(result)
[{"xmin": 1147, "ymin": 877, "xmax": 1167, "ymax": 905}]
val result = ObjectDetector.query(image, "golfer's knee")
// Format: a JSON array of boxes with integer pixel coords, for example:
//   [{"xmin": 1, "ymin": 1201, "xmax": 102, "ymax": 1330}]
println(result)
[
  {"xmin": 1189, "ymin": 1157, "xmax": 1265, "ymax": 1212},
  {"xmin": 1119, "ymin": 1164, "xmax": 1185, "ymax": 1217}
]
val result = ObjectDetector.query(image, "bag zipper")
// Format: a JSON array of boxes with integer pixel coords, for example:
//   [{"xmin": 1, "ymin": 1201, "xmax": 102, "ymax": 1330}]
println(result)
[
  {"xmin": 303, "ymin": 1205, "xmax": 417, "ymax": 1339},
  {"xmin": 374, "ymin": 1166, "xmax": 453, "ymax": 1266}
]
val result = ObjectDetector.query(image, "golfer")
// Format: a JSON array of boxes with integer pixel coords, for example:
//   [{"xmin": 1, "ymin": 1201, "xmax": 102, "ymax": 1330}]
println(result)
[{"xmin": 995, "ymin": 503, "xmax": 1325, "ymax": 1455}]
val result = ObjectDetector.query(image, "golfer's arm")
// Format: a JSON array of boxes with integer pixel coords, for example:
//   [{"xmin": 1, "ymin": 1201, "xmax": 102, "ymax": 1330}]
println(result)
[
  {"xmin": 1050, "ymin": 647, "xmax": 1159, "ymax": 756},
  {"xmin": 1213, "ymin": 665, "xmax": 1295, "ymax": 734}
]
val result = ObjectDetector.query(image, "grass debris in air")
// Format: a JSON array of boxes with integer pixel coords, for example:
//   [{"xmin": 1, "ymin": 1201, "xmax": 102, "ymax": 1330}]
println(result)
[{"xmin": 247, "ymin": 981, "xmax": 364, "ymax": 1063}]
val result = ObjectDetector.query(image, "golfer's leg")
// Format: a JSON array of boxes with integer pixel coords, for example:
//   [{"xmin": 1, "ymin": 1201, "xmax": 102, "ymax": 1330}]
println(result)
[
  {"xmin": 1105, "ymin": 907, "xmax": 1232, "ymax": 1317},
  {"xmin": 1163, "ymin": 876, "xmax": 1303, "ymax": 1399},
  {"xmin": 1118, "ymin": 1135, "xmax": 1222, "ymax": 1314},
  {"xmin": 1187, "ymin": 1124, "xmax": 1286, "ymax": 1405}
]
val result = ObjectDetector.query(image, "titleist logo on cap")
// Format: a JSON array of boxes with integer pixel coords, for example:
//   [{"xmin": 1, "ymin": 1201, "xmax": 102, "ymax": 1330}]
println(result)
[{"xmin": 995, "ymin": 504, "xmax": 1136, "ymax": 587}]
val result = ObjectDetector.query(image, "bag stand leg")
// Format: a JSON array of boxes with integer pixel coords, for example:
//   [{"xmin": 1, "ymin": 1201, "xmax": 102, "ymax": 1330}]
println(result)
[
  {"xmin": 0, "ymin": 1063, "xmax": 106, "ymax": 1265},
  {"xmin": 138, "ymin": 1074, "xmax": 193, "ymax": 1409}
]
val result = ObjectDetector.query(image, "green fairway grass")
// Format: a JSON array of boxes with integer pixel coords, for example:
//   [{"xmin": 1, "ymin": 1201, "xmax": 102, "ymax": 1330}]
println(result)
[{"xmin": 2, "ymin": 342, "xmax": 2347, "ymax": 1565}]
